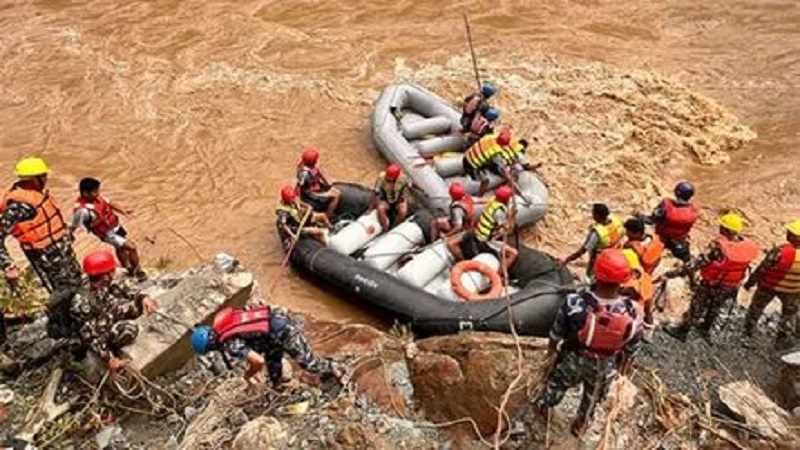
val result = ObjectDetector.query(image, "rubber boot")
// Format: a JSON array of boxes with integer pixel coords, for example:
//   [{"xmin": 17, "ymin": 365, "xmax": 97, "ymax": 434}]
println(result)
[{"xmin": 664, "ymin": 323, "xmax": 690, "ymax": 342}]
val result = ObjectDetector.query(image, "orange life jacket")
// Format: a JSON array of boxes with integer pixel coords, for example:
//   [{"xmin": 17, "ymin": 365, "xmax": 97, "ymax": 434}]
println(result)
[
  {"xmin": 74, "ymin": 195, "xmax": 120, "ymax": 237},
  {"xmin": 450, "ymin": 196, "xmax": 476, "ymax": 229},
  {"xmin": 699, "ymin": 236, "xmax": 759, "ymax": 288},
  {"xmin": 212, "ymin": 307, "xmax": 271, "ymax": 343},
  {"xmin": 655, "ymin": 199, "xmax": 697, "ymax": 240},
  {"xmin": 576, "ymin": 292, "xmax": 637, "ymax": 358},
  {"xmin": 759, "ymin": 243, "xmax": 800, "ymax": 293},
  {"xmin": 1, "ymin": 187, "xmax": 67, "ymax": 251},
  {"xmin": 624, "ymin": 271, "xmax": 655, "ymax": 308},
  {"xmin": 624, "ymin": 234, "xmax": 664, "ymax": 275}
]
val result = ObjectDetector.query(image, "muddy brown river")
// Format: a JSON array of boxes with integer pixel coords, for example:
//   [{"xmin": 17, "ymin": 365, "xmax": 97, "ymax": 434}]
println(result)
[{"xmin": 0, "ymin": 1, "xmax": 797, "ymax": 322}]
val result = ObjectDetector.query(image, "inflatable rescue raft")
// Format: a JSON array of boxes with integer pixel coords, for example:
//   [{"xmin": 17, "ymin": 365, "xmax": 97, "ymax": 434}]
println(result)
[
  {"xmin": 371, "ymin": 83, "xmax": 549, "ymax": 225},
  {"xmin": 287, "ymin": 184, "xmax": 573, "ymax": 337}
]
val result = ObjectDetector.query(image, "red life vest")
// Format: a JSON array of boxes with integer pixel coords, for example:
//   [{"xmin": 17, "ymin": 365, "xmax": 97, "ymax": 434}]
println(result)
[
  {"xmin": 450, "ymin": 196, "xmax": 476, "ymax": 229},
  {"xmin": 577, "ymin": 293, "xmax": 637, "ymax": 358},
  {"xmin": 759, "ymin": 243, "xmax": 800, "ymax": 293},
  {"xmin": 462, "ymin": 93, "xmax": 481, "ymax": 116},
  {"xmin": 699, "ymin": 237, "xmax": 759, "ymax": 288},
  {"xmin": 296, "ymin": 163, "xmax": 323, "ymax": 193},
  {"xmin": 655, "ymin": 199, "xmax": 697, "ymax": 240},
  {"xmin": 212, "ymin": 307, "xmax": 271, "ymax": 343},
  {"xmin": 469, "ymin": 115, "xmax": 491, "ymax": 137},
  {"xmin": 74, "ymin": 196, "xmax": 120, "ymax": 237}
]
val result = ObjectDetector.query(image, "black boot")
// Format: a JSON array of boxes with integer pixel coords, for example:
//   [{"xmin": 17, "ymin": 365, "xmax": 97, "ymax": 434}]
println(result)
[{"xmin": 664, "ymin": 323, "xmax": 690, "ymax": 342}]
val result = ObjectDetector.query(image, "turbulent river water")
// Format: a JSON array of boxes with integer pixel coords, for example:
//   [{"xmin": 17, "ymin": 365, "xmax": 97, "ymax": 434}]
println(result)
[{"xmin": 0, "ymin": 1, "xmax": 797, "ymax": 322}]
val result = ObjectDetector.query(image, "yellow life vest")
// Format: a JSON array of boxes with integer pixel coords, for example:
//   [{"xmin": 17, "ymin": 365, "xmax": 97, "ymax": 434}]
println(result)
[
  {"xmin": 475, "ymin": 199, "xmax": 508, "ymax": 242},
  {"xmin": 465, "ymin": 133, "xmax": 501, "ymax": 169},
  {"xmin": 622, "ymin": 248, "xmax": 642, "ymax": 272},
  {"xmin": 593, "ymin": 215, "xmax": 624, "ymax": 250},
  {"xmin": 376, "ymin": 173, "xmax": 408, "ymax": 204},
  {"xmin": 496, "ymin": 140, "xmax": 525, "ymax": 165},
  {"xmin": 275, "ymin": 201, "xmax": 310, "ymax": 228}
]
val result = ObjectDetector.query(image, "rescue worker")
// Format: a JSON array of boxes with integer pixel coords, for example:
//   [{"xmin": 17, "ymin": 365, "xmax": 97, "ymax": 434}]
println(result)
[
  {"xmin": 190, "ymin": 305, "xmax": 343, "ymax": 390},
  {"xmin": 374, "ymin": 164, "xmax": 411, "ymax": 231},
  {"xmin": 431, "ymin": 182, "xmax": 485, "ymax": 240},
  {"xmin": 534, "ymin": 249, "xmax": 642, "ymax": 436},
  {"xmin": 463, "ymin": 131, "xmax": 505, "ymax": 196},
  {"xmin": 0, "ymin": 157, "xmax": 81, "ymax": 338},
  {"xmin": 460, "ymin": 82, "xmax": 496, "ymax": 131},
  {"xmin": 276, "ymin": 186, "xmax": 331, "ymax": 250},
  {"xmin": 743, "ymin": 220, "xmax": 800, "ymax": 350},
  {"xmin": 489, "ymin": 130, "xmax": 539, "ymax": 184},
  {"xmin": 561, "ymin": 203, "xmax": 624, "ymax": 280},
  {"xmin": 70, "ymin": 250, "xmax": 157, "ymax": 371},
  {"xmin": 622, "ymin": 217, "xmax": 664, "ymax": 275},
  {"xmin": 465, "ymin": 107, "xmax": 501, "ymax": 145},
  {"xmin": 296, "ymin": 147, "xmax": 341, "ymax": 219},
  {"xmin": 664, "ymin": 212, "xmax": 759, "ymax": 341},
  {"xmin": 622, "ymin": 247, "xmax": 656, "ymax": 330},
  {"xmin": 647, "ymin": 182, "xmax": 698, "ymax": 262},
  {"xmin": 71, "ymin": 177, "xmax": 146, "ymax": 281},
  {"xmin": 453, "ymin": 186, "xmax": 518, "ymax": 276}
]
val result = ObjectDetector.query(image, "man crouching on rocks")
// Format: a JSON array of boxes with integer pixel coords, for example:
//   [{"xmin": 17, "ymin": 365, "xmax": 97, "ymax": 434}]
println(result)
[
  {"xmin": 534, "ymin": 249, "xmax": 643, "ymax": 436},
  {"xmin": 190, "ymin": 306, "xmax": 343, "ymax": 390},
  {"xmin": 70, "ymin": 250, "xmax": 157, "ymax": 371}
]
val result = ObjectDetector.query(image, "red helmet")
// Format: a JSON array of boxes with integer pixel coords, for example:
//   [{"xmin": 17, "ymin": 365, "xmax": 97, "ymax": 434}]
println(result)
[
  {"xmin": 449, "ymin": 182, "xmax": 466, "ymax": 201},
  {"xmin": 301, "ymin": 147, "xmax": 319, "ymax": 166},
  {"xmin": 385, "ymin": 164, "xmax": 402, "ymax": 181},
  {"xmin": 280, "ymin": 185, "xmax": 297, "ymax": 203},
  {"xmin": 495, "ymin": 186, "xmax": 513, "ymax": 204},
  {"xmin": 496, "ymin": 130, "xmax": 512, "ymax": 146},
  {"xmin": 593, "ymin": 249, "xmax": 632, "ymax": 284},
  {"xmin": 83, "ymin": 250, "xmax": 117, "ymax": 276}
]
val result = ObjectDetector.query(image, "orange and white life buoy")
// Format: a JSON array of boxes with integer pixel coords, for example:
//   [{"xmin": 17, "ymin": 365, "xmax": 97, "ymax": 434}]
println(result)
[{"xmin": 450, "ymin": 260, "xmax": 503, "ymax": 301}]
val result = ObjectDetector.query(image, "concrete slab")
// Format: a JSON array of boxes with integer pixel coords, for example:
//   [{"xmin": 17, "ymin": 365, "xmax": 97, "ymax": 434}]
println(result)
[{"xmin": 125, "ymin": 263, "xmax": 253, "ymax": 378}]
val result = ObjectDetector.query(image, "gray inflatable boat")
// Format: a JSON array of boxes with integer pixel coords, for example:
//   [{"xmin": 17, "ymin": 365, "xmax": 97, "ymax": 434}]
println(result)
[{"xmin": 371, "ymin": 83, "xmax": 549, "ymax": 225}]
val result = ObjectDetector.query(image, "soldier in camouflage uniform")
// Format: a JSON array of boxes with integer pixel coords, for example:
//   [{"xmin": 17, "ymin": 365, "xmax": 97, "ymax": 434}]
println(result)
[
  {"xmin": 535, "ymin": 249, "xmax": 643, "ymax": 436},
  {"xmin": 71, "ymin": 250, "xmax": 156, "ymax": 371},
  {"xmin": 191, "ymin": 306, "xmax": 342, "ymax": 389},
  {"xmin": 665, "ymin": 213, "xmax": 758, "ymax": 341},
  {"xmin": 1, "ymin": 158, "xmax": 81, "ymax": 338}
]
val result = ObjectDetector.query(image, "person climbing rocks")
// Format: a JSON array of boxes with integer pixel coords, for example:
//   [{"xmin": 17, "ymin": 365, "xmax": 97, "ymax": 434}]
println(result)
[
  {"xmin": 622, "ymin": 216, "xmax": 664, "ymax": 275},
  {"xmin": 373, "ymin": 164, "xmax": 411, "ymax": 231},
  {"xmin": 534, "ymin": 249, "xmax": 643, "ymax": 437},
  {"xmin": 646, "ymin": 181, "xmax": 698, "ymax": 262},
  {"xmin": 465, "ymin": 107, "xmax": 500, "ymax": 145},
  {"xmin": 743, "ymin": 220, "xmax": 800, "ymax": 350},
  {"xmin": 69, "ymin": 250, "xmax": 157, "ymax": 371},
  {"xmin": 452, "ymin": 185, "xmax": 518, "ymax": 276},
  {"xmin": 276, "ymin": 185, "xmax": 331, "ymax": 250},
  {"xmin": 0, "ymin": 157, "xmax": 81, "ymax": 338},
  {"xmin": 191, "ymin": 305, "xmax": 343, "ymax": 390},
  {"xmin": 71, "ymin": 177, "xmax": 146, "ymax": 281},
  {"xmin": 460, "ymin": 82, "xmax": 496, "ymax": 131},
  {"xmin": 561, "ymin": 203, "xmax": 624, "ymax": 280},
  {"xmin": 463, "ymin": 131, "xmax": 505, "ymax": 196},
  {"xmin": 664, "ymin": 212, "xmax": 759, "ymax": 341},
  {"xmin": 296, "ymin": 147, "xmax": 341, "ymax": 218}
]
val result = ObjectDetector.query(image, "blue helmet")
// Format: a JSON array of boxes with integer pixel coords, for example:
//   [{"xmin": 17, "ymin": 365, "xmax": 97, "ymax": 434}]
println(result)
[
  {"xmin": 484, "ymin": 107, "xmax": 501, "ymax": 121},
  {"xmin": 481, "ymin": 82, "xmax": 497, "ymax": 98},
  {"xmin": 191, "ymin": 325, "xmax": 214, "ymax": 355},
  {"xmin": 674, "ymin": 181, "xmax": 695, "ymax": 201}
]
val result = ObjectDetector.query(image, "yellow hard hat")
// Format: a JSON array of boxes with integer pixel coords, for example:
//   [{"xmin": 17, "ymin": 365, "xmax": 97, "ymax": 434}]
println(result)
[
  {"xmin": 14, "ymin": 157, "xmax": 51, "ymax": 178},
  {"xmin": 787, "ymin": 220, "xmax": 800, "ymax": 236},
  {"xmin": 718, "ymin": 212, "xmax": 745, "ymax": 234}
]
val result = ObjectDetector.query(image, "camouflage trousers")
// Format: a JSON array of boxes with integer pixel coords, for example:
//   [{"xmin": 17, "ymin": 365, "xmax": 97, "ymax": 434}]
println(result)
[
  {"xmin": 745, "ymin": 288, "xmax": 800, "ymax": 339},
  {"xmin": 535, "ymin": 350, "xmax": 617, "ymax": 423},
  {"xmin": 24, "ymin": 240, "xmax": 82, "ymax": 338},
  {"xmin": 262, "ymin": 310, "xmax": 334, "ymax": 386},
  {"xmin": 681, "ymin": 282, "xmax": 737, "ymax": 332}
]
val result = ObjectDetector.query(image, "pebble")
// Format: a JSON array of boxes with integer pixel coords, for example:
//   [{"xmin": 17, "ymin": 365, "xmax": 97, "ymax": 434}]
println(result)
[
  {"xmin": 184, "ymin": 405, "xmax": 198, "ymax": 421},
  {"xmin": 228, "ymin": 409, "xmax": 249, "ymax": 428},
  {"xmin": 0, "ymin": 386, "xmax": 14, "ymax": 404},
  {"xmin": 167, "ymin": 413, "xmax": 181, "ymax": 426}
]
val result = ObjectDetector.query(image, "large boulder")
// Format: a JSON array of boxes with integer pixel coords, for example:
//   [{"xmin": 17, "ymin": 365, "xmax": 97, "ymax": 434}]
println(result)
[
  {"xmin": 126, "ymin": 260, "xmax": 253, "ymax": 378},
  {"xmin": 409, "ymin": 332, "xmax": 550, "ymax": 436}
]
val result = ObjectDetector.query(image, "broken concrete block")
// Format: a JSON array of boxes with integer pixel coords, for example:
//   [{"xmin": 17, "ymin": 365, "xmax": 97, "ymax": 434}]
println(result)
[
  {"xmin": 125, "ymin": 263, "xmax": 253, "ymax": 378},
  {"xmin": 718, "ymin": 380, "xmax": 793, "ymax": 441}
]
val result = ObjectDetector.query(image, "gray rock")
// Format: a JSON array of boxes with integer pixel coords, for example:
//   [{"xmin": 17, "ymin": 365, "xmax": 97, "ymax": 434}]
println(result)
[
  {"xmin": 183, "ymin": 405, "xmax": 198, "ymax": 421},
  {"xmin": 228, "ymin": 409, "xmax": 249, "ymax": 428},
  {"xmin": 95, "ymin": 425, "xmax": 123, "ymax": 449}
]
